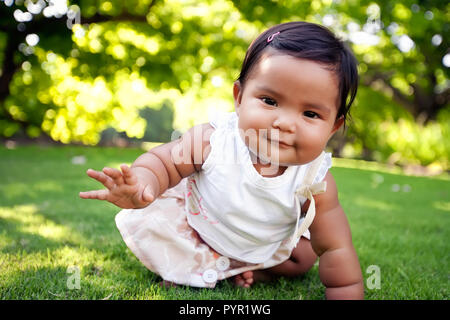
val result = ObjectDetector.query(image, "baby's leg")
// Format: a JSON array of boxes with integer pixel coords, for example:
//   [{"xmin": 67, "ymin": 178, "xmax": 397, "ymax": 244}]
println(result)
[
  {"xmin": 265, "ymin": 236, "xmax": 318, "ymax": 277},
  {"xmin": 233, "ymin": 237, "xmax": 317, "ymax": 287}
]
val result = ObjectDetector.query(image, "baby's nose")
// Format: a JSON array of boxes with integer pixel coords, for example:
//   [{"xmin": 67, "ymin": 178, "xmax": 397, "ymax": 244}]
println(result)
[{"xmin": 272, "ymin": 114, "xmax": 296, "ymax": 133}]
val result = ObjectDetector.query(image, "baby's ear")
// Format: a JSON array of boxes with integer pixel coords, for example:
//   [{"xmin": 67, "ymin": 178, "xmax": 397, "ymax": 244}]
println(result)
[
  {"xmin": 330, "ymin": 116, "xmax": 344, "ymax": 137},
  {"xmin": 233, "ymin": 81, "xmax": 243, "ymax": 114}
]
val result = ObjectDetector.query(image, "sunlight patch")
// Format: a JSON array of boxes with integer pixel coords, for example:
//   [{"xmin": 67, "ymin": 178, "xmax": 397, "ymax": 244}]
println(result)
[
  {"xmin": 33, "ymin": 180, "xmax": 64, "ymax": 192},
  {"xmin": 354, "ymin": 196, "xmax": 396, "ymax": 211},
  {"xmin": 332, "ymin": 157, "xmax": 403, "ymax": 175},
  {"xmin": 1, "ymin": 183, "xmax": 35, "ymax": 200},
  {"xmin": 432, "ymin": 201, "xmax": 450, "ymax": 212},
  {"xmin": 0, "ymin": 205, "xmax": 83, "ymax": 243}
]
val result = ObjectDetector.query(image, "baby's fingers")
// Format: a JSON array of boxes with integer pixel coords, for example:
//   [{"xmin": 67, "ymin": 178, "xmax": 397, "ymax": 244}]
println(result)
[
  {"xmin": 86, "ymin": 169, "xmax": 114, "ymax": 190},
  {"xmin": 79, "ymin": 189, "xmax": 109, "ymax": 200},
  {"xmin": 120, "ymin": 164, "xmax": 138, "ymax": 186},
  {"xmin": 102, "ymin": 167, "xmax": 124, "ymax": 185}
]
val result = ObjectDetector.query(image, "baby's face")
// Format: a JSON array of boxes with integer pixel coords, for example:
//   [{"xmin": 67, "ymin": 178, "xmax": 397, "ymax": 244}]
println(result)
[{"xmin": 234, "ymin": 53, "xmax": 343, "ymax": 168}]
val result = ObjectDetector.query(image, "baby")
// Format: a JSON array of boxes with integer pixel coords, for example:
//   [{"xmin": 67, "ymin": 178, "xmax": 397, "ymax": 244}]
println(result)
[{"xmin": 80, "ymin": 21, "xmax": 364, "ymax": 299}]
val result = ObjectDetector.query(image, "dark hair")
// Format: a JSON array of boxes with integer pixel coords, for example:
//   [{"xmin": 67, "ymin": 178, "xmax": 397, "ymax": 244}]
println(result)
[{"xmin": 237, "ymin": 21, "xmax": 358, "ymax": 124}]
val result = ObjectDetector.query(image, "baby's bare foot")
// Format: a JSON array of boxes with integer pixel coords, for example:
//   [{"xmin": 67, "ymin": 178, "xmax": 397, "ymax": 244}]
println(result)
[
  {"xmin": 233, "ymin": 270, "xmax": 273, "ymax": 288},
  {"xmin": 233, "ymin": 271, "xmax": 254, "ymax": 288}
]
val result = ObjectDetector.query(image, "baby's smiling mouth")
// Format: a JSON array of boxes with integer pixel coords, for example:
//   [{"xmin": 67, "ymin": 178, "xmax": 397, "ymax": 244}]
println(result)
[
  {"xmin": 278, "ymin": 141, "xmax": 292, "ymax": 148},
  {"xmin": 266, "ymin": 137, "xmax": 293, "ymax": 148},
  {"xmin": 261, "ymin": 131, "xmax": 294, "ymax": 149}
]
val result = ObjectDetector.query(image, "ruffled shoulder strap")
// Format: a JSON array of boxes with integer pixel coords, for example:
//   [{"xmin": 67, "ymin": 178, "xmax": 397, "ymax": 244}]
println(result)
[
  {"xmin": 208, "ymin": 110, "xmax": 237, "ymax": 129},
  {"xmin": 290, "ymin": 151, "xmax": 330, "ymax": 248}
]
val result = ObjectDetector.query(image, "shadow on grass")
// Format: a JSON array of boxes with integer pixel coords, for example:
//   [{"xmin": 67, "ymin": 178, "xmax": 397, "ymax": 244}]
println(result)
[
  {"xmin": 1, "ymin": 255, "xmax": 324, "ymax": 299},
  {"xmin": 0, "ymin": 264, "xmax": 162, "ymax": 300},
  {"xmin": 0, "ymin": 219, "xmax": 76, "ymax": 255},
  {"xmin": 0, "ymin": 197, "xmax": 328, "ymax": 299},
  {"xmin": 0, "ymin": 203, "xmax": 83, "ymax": 255}
]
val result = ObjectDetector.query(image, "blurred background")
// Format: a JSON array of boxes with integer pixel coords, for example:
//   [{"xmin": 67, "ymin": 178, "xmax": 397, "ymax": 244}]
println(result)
[{"xmin": 0, "ymin": 0, "xmax": 448, "ymax": 173}]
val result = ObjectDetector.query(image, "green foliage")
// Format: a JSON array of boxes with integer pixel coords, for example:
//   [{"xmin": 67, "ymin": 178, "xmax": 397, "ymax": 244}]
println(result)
[
  {"xmin": 0, "ymin": 0, "xmax": 448, "ymax": 168},
  {"xmin": 346, "ymin": 87, "xmax": 449, "ymax": 169},
  {"xmin": 139, "ymin": 102, "xmax": 175, "ymax": 143}
]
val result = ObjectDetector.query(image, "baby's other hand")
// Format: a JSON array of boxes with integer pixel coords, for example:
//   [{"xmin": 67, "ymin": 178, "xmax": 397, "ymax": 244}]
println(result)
[{"xmin": 79, "ymin": 164, "xmax": 155, "ymax": 209}]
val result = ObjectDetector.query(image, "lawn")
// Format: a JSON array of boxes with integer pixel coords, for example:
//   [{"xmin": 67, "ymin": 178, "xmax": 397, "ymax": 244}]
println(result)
[{"xmin": 0, "ymin": 145, "xmax": 448, "ymax": 300}]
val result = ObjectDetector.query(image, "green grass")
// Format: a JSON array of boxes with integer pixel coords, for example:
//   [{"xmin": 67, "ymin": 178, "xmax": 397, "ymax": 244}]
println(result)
[{"xmin": 0, "ymin": 145, "xmax": 448, "ymax": 300}]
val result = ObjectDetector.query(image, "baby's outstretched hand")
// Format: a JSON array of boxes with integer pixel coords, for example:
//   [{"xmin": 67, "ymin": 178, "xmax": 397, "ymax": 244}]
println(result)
[{"xmin": 79, "ymin": 164, "xmax": 155, "ymax": 209}]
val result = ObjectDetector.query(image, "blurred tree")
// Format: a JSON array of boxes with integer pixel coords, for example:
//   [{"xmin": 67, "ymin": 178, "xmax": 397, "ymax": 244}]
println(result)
[
  {"xmin": 343, "ymin": 0, "xmax": 449, "ymax": 124},
  {"xmin": 0, "ymin": 0, "xmax": 152, "ymax": 142},
  {"xmin": 139, "ymin": 102, "xmax": 174, "ymax": 142},
  {"xmin": 232, "ymin": 0, "xmax": 449, "ymax": 123},
  {"xmin": 0, "ymin": 0, "xmax": 249, "ymax": 143},
  {"xmin": 233, "ymin": 0, "xmax": 449, "ymax": 168},
  {"xmin": 0, "ymin": 0, "xmax": 448, "ymax": 168}
]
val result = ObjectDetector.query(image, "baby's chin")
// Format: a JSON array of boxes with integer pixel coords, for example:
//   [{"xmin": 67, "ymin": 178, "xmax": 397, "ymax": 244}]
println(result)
[{"xmin": 250, "ymin": 150, "xmax": 310, "ymax": 167}]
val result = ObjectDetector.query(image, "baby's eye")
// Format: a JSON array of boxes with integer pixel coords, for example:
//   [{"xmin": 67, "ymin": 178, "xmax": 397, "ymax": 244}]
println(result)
[
  {"xmin": 304, "ymin": 111, "xmax": 320, "ymax": 119},
  {"xmin": 261, "ymin": 97, "xmax": 277, "ymax": 107}
]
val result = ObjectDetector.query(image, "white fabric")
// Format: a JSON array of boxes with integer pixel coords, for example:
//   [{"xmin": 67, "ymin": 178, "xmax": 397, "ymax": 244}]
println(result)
[{"xmin": 186, "ymin": 112, "xmax": 332, "ymax": 264}]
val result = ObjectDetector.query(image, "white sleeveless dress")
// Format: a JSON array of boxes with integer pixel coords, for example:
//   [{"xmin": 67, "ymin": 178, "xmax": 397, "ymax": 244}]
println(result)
[{"xmin": 115, "ymin": 112, "xmax": 331, "ymax": 287}]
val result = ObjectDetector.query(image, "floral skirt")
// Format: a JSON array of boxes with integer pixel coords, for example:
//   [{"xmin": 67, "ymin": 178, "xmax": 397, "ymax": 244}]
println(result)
[{"xmin": 115, "ymin": 179, "xmax": 299, "ymax": 288}]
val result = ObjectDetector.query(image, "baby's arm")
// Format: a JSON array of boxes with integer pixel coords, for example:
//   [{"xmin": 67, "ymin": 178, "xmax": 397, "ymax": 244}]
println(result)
[
  {"xmin": 79, "ymin": 123, "xmax": 214, "ymax": 208},
  {"xmin": 309, "ymin": 171, "xmax": 364, "ymax": 300},
  {"xmin": 132, "ymin": 123, "xmax": 213, "ymax": 196}
]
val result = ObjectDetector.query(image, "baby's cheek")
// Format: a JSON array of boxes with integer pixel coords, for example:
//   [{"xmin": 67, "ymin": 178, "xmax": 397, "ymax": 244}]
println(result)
[
  {"xmin": 239, "ymin": 119, "xmax": 260, "ymax": 137},
  {"xmin": 297, "ymin": 134, "xmax": 326, "ymax": 155},
  {"xmin": 245, "ymin": 106, "xmax": 268, "ymax": 124}
]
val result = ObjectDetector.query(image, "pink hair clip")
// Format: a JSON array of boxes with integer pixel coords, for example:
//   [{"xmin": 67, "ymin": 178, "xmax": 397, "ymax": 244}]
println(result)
[{"xmin": 267, "ymin": 31, "xmax": 280, "ymax": 43}]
